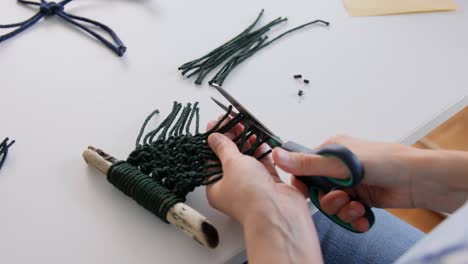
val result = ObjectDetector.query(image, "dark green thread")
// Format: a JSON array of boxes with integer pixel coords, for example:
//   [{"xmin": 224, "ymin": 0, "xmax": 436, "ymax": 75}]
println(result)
[
  {"xmin": 179, "ymin": 10, "xmax": 330, "ymax": 86},
  {"xmin": 0, "ymin": 138, "xmax": 15, "ymax": 171},
  {"xmin": 107, "ymin": 161, "xmax": 183, "ymax": 223},
  {"xmin": 107, "ymin": 103, "xmax": 271, "ymax": 223}
]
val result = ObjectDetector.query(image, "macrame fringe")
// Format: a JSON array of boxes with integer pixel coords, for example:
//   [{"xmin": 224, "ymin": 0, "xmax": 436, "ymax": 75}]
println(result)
[{"xmin": 106, "ymin": 102, "xmax": 271, "ymax": 222}]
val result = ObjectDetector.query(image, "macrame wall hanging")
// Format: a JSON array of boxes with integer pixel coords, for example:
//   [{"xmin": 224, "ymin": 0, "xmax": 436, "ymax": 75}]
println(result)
[
  {"xmin": 0, "ymin": 138, "xmax": 15, "ymax": 171},
  {"xmin": 179, "ymin": 10, "xmax": 329, "ymax": 86},
  {"xmin": 0, "ymin": 0, "xmax": 126, "ymax": 56},
  {"xmin": 83, "ymin": 102, "xmax": 270, "ymax": 248}
]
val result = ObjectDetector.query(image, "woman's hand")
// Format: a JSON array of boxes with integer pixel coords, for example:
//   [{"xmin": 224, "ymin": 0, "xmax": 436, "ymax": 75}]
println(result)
[
  {"xmin": 205, "ymin": 119, "xmax": 308, "ymax": 225},
  {"xmin": 273, "ymin": 135, "xmax": 468, "ymax": 232},
  {"xmin": 205, "ymin": 120, "xmax": 322, "ymax": 263}
]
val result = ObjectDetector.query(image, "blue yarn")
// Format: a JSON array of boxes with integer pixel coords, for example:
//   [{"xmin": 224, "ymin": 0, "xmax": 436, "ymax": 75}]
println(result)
[
  {"xmin": 0, "ymin": 0, "xmax": 126, "ymax": 56},
  {"xmin": 0, "ymin": 138, "xmax": 15, "ymax": 171}
]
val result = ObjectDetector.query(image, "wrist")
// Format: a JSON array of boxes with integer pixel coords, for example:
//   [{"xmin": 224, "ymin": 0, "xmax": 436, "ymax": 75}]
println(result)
[
  {"xmin": 405, "ymin": 148, "xmax": 468, "ymax": 212},
  {"xmin": 400, "ymin": 147, "xmax": 432, "ymax": 208},
  {"xmin": 238, "ymin": 188, "xmax": 310, "ymax": 226},
  {"xmin": 241, "ymin": 193, "xmax": 322, "ymax": 263}
]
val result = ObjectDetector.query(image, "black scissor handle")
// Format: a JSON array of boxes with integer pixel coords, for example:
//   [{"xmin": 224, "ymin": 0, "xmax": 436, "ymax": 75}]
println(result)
[{"xmin": 281, "ymin": 142, "xmax": 375, "ymax": 233}]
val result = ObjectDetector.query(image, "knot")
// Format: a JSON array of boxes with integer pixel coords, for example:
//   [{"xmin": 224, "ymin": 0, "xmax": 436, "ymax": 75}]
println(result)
[
  {"xmin": 40, "ymin": 2, "xmax": 64, "ymax": 16},
  {"xmin": 0, "ymin": 0, "xmax": 126, "ymax": 56}
]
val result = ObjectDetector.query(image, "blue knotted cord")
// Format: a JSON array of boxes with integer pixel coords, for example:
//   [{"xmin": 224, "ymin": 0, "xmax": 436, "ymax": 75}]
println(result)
[
  {"xmin": 0, "ymin": 138, "xmax": 15, "ymax": 171},
  {"xmin": 0, "ymin": 0, "xmax": 127, "ymax": 56}
]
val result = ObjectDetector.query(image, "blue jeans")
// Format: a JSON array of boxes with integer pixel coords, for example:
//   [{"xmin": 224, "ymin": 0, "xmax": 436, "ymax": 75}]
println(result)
[{"xmin": 313, "ymin": 209, "xmax": 424, "ymax": 264}]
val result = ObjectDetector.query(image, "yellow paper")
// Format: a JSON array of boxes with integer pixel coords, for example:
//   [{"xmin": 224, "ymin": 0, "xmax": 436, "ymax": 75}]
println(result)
[{"xmin": 343, "ymin": 0, "xmax": 458, "ymax": 17}]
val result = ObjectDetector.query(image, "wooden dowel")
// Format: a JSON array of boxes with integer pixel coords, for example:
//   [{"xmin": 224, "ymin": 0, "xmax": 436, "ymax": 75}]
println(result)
[{"xmin": 82, "ymin": 147, "xmax": 219, "ymax": 248}]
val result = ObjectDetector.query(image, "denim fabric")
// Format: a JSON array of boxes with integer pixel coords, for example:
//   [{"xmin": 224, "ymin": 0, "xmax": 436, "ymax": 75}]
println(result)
[{"xmin": 313, "ymin": 209, "xmax": 424, "ymax": 264}]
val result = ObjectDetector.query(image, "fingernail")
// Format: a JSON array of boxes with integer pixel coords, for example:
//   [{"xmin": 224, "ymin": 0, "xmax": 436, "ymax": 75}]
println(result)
[
  {"xmin": 276, "ymin": 148, "xmax": 290, "ymax": 163},
  {"xmin": 208, "ymin": 133, "xmax": 221, "ymax": 146},
  {"xmin": 333, "ymin": 198, "xmax": 345, "ymax": 208}
]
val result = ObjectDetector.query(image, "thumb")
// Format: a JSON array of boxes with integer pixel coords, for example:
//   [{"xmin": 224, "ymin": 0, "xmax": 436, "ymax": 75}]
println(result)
[
  {"xmin": 273, "ymin": 148, "xmax": 350, "ymax": 179},
  {"xmin": 208, "ymin": 133, "xmax": 241, "ymax": 163}
]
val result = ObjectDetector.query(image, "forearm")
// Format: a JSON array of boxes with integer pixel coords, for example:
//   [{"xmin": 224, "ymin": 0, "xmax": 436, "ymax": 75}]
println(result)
[
  {"xmin": 408, "ymin": 148, "xmax": 468, "ymax": 213},
  {"xmin": 241, "ymin": 197, "xmax": 322, "ymax": 264}
]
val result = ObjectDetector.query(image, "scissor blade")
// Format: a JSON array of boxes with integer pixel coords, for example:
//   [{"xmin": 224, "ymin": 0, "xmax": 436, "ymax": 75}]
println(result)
[
  {"xmin": 211, "ymin": 97, "xmax": 239, "ymax": 117},
  {"xmin": 210, "ymin": 83, "xmax": 245, "ymax": 113},
  {"xmin": 212, "ymin": 96, "xmax": 278, "ymax": 143},
  {"xmin": 210, "ymin": 83, "xmax": 284, "ymax": 145}
]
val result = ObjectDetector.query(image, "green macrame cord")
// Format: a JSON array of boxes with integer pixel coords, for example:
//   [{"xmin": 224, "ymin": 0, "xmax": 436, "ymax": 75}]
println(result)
[
  {"xmin": 179, "ymin": 10, "xmax": 330, "ymax": 86},
  {"xmin": 106, "ymin": 102, "xmax": 271, "ymax": 223}
]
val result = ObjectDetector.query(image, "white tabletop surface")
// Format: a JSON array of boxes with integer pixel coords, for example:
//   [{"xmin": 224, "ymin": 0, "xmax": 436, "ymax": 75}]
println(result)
[{"xmin": 1, "ymin": 0, "xmax": 467, "ymax": 263}]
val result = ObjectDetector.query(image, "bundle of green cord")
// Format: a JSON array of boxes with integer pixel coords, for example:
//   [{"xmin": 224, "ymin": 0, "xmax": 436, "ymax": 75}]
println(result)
[
  {"xmin": 106, "ymin": 102, "xmax": 270, "ymax": 223},
  {"xmin": 0, "ymin": 138, "xmax": 15, "ymax": 171},
  {"xmin": 179, "ymin": 10, "xmax": 329, "ymax": 86}
]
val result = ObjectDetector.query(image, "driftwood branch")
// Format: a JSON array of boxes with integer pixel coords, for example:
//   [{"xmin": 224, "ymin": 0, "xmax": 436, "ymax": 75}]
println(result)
[{"xmin": 82, "ymin": 146, "xmax": 219, "ymax": 248}]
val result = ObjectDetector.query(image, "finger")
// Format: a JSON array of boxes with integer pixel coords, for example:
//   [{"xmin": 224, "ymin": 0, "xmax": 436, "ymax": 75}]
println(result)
[
  {"xmin": 319, "ymin": 190, "xmax": 350, "ymax": 215},
  {"xmin": 206, "ymin": 120, "xmax": 218, "ymax": 132},
  {"xmin": 291, "ymin": 177, "xmax": 309, "ymax": 198},
  {"xmin": 351, "ymin": 217, "xmax": 370, "ymax": 233},
  {"xmin": 205, "ymin": 120, "xmax": 223, "ymax": 166},
  {"xmin": 208, "ymin": 114, "xmax": 230, "ymax": 130},
  {"xmin": 237, "ymin": 133, "xmax": 278, "ymax": 177},
  {"xmin": 336, "ymin": 201, "xmax": 365, "ymax": 223},
  {"xmin": 205, "ymin": 181, "xmax": 222, "ymax": 210},
  {"xmin": 254, "ymin": 142, "xmax": 280, "ymax": 179},
  {"xmin": 225, "ymin": 123, "xmax": 244, "ymax": 141},
  {"xmin": 237, "ymin": 133, "xmax": 256, "ymax": 153},
  {"xmin": 273, "ymin": 148, "xmax": 350, "ymax": 179},
  {"xmin": 206, "ymin": 115, "xmax": 243, "ymax": 137},
  {"xmin": 208, "ymin": 133, "xmax": 241, "ymax": 163},
  {"xmin": 207, "ymin": 116, "xmax": 245, "ymax": 140},
  {"xmin": 318, "ymin": 134, "xmax": 353, "ymax": 149},
  {"xmin": 254, "ymin": 142, "xmax": 273, "ymax": 165}
]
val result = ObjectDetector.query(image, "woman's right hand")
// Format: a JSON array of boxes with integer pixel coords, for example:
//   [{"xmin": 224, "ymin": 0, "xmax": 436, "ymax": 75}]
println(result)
[{"xmin": 273, "ymin": 135, "xmax": 468, "ymax": 232}]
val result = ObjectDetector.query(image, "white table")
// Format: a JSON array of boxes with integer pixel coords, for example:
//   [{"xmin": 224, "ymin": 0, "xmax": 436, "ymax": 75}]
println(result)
[{"xmin": 1, "ymin": 0, "xmax": 467, "ymax": 263}]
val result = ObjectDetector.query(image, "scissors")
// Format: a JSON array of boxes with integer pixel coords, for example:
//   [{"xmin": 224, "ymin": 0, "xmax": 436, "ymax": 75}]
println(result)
[{"xmin": 210, "ymin": 83, "xmax": 375, "ymax": 233}]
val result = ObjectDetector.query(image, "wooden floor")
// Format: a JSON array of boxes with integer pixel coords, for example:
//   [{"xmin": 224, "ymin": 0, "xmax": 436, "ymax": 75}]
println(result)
[
  {"xmin": 414, "ymin": 107, "xmax": 468, "ymax": 151},
  {"xmin": 386, "ymin": 107, "xmax": 467, "ymax": 233}
]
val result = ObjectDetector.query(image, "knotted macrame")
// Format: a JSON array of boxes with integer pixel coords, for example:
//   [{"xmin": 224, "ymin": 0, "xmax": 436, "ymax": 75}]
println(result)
[
  {"xmin": 0, "ymin": 0, "xmax": 126, "ymax": 56},
  {"xmin": 106, "ymin": 102, "xmax": 271, "ymax": 222},
  {"xmin": 0, "ymin": 138, "xmax": 15, "ymax": 171}
]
